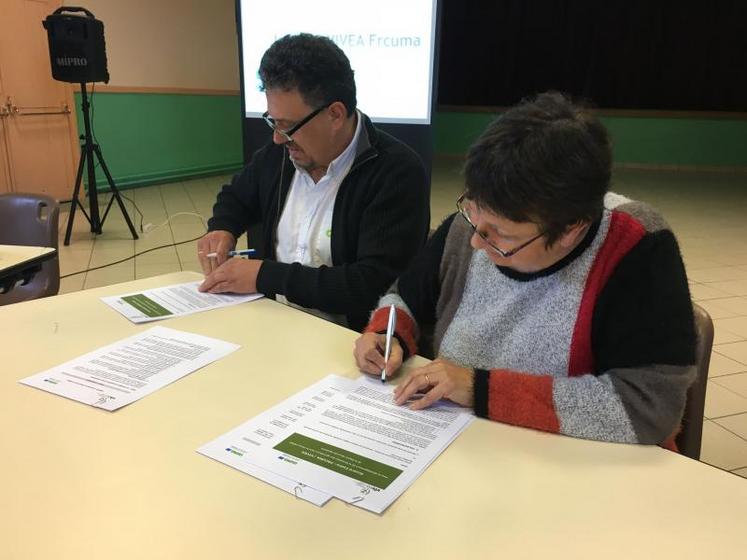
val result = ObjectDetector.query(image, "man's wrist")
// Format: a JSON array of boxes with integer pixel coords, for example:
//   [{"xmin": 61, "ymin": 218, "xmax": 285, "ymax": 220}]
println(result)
[{"xmin": 255, "ymin": 258, "xmax": 286, "ymax": 298}]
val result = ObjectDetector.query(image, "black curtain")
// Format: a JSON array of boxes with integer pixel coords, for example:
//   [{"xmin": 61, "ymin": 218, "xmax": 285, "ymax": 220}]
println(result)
[{"xmin": 438, "ymin": 0, "xmax": 747, "ymax": 111}]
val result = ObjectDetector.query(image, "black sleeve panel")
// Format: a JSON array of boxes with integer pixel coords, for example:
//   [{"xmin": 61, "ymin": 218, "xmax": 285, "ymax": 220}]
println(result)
[
  {"xmin": 395, "ymin": 214, "xmax": 456, "ymax": 327},
  {"xmin": 592, "ymin": 229, "xmax": 696, "ymax": 373}
]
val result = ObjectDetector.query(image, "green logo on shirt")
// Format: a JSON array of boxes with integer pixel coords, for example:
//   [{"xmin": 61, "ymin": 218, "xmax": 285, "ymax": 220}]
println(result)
[{"xmin": 326, "ymin": 228, "xmax": 332, "ymax": 238}]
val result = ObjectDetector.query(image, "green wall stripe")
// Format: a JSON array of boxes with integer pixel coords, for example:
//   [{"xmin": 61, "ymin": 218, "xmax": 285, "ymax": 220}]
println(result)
[
  {"xmin": 601, "ymin": 116, "xmax": 747, "ymax": 167},
  {"xmin": 434, "ymin": 111, "xmax": 747, "ymax": 167},
  {"xmin": 75, "ymin": 94, "xmax": 746, "ymax": 187},
  {"xmin": 73, "ymin": 91, "xmax": 243, "ymax": 191}
]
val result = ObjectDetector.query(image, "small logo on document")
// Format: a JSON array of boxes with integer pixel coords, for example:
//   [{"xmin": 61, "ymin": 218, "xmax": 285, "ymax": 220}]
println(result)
[
  {"xmin": 277, "ymin": 455, "xmax": 298, "ymax": 465},
  {"xmin": 225, "ymin": 447, "xmax": 244, "ymax": 457}
]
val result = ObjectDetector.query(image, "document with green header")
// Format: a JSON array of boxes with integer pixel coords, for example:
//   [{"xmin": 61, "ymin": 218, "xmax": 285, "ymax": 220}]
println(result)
[
  {"xmin": 198, "ymin": 374, "xmax": 473, "ymax": 513},
  {"xmin": 101, "ymin": 280, "xmax": 262, "ymax": 323}
]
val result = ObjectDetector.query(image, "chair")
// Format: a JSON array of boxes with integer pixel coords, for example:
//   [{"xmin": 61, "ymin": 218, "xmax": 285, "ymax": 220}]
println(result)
[
  {"xmin": 0, "ymin": 193, "xmax": 60, "ymax": 305},
  {"xmin": 675, "ymin": 303, "xmax": 713, "ymax": 460}
]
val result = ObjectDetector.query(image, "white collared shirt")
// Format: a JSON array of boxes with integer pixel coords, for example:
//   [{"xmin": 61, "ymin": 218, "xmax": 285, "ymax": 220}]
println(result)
[{"xmin": 275, "ymin": 111, "xmax": 363, "ymax": 323}]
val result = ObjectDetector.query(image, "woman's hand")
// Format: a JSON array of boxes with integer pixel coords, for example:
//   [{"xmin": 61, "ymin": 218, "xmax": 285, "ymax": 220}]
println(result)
[
  {"xmin": 353, "ymin": 332, "xmax": 403, "ymax": 380},
  {"xmin": 394, "ymin": 358, "xmax": 474, "ymax": 410}
]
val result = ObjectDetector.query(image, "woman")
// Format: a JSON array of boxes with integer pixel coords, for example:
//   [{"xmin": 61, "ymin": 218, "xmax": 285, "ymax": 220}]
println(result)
[{"xmin": 354, "ymin": 92, "xmax": 696, "ymax": 446}]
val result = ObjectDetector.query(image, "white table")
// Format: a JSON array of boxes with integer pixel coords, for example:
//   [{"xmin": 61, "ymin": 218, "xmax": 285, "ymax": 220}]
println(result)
[
  {"xmin": 0, "ymin": 244, "xmax": 56, "ymax": 294},
  {"xmin": 1, "ymin": 271, "xmax": 745, "ymax": 559}
]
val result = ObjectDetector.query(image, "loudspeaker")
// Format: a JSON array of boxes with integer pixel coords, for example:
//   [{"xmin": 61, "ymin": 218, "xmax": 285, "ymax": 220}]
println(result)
[{"xmin": 43, "ymin": 7, "xmax": 109, "ymax": 84}]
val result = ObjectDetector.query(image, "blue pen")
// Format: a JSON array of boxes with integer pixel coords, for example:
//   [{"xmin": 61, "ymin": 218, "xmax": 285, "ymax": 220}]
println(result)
[
  {"xmin": 206, "ymin": 249, "xmax": 256, "ymax": 258},
  {"xmin": 228, "ymin": 249, "xmax": 256, "ymax": 257}
]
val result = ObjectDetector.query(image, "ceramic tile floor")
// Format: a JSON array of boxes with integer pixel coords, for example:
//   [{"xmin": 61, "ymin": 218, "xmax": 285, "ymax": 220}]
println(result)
[{"xmin": 56, "ymin": 157, "xmax": 747, "ymax": 479}]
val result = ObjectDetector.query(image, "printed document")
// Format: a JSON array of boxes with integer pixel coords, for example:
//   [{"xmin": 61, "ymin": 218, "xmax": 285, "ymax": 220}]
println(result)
[
  {"xmin": 101, "ymin": 280, "xmax": 262, "ymax": 323},
  {"xmin": 199, "ymin": 450, "xmax": 333, "ymax": 507},
  {"xmin": 20, "ymin": 326, "xmax": 239, "ymax": 410},
  {"xmin": 198, "ymin": 374, "xmax": 473, "ymax": 513}
]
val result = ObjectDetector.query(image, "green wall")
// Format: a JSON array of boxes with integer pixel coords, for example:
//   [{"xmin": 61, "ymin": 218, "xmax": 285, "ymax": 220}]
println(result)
[
  {"xmin": 73, "ymin": 91, "xmax": 243, "ymax": 191},
  {"xmin": 434, "ymin": 111, "xmax": 747, "ymax": 168},
  {"xmin": 74, "ymin": 94, "xmax": 746, "ymax": 192}
]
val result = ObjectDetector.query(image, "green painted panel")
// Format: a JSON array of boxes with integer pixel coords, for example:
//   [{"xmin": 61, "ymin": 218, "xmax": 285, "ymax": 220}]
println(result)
[
  {"xmin": 435, "ymin": 110, "xmax": 747, "ymax": 167},
  {"xmin": 73, "ymin": 92, "xmax": 243, "ymax": 190},
  {"xmin": 434, "ymin": 111, "xmax": 499, "ymax": 156},
  {"xmin": 600, "ymin": 116, "xmax": 747, "ymax": 167}
]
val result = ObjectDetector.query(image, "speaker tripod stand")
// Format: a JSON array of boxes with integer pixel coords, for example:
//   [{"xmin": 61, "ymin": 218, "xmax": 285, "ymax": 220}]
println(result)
[{"xmin": 64, "ymin": 82, "xmax": 138, "ymax": 246}]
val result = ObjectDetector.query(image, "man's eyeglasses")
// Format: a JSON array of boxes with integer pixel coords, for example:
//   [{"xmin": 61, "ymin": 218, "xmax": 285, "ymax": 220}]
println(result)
[
  {"xmin": 456, "ymin": 193, "xmax": 545, "ymax": 258},
  {"xmin": 262, "ymin": 103, "xmax": 331, "ymax": 142}
]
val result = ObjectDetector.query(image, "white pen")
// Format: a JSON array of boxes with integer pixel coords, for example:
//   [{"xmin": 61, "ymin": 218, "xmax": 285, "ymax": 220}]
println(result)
[
  {"xmin": 206, "ymin": 249, "xmax": 256, "ymax": 258},
  {"xmin": 381, "ymin": 304, "xmax": 397, "ymax": 383}
]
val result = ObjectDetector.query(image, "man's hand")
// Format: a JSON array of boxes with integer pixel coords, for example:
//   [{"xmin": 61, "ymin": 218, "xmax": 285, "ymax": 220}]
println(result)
[
  {"xmin": 198, "ymin": 258, "xmax": 262, "ymax": 294},
  {"xmin": 393, "ymin": 358, "xmax": 474, "ymax": 410},
  {"xmin": 197, "ymin": 230, "xmax": 237, "ymax": 275},
  {"xmin": 353, "ymin": 332, "xmax": 403, "ymax": 381}
]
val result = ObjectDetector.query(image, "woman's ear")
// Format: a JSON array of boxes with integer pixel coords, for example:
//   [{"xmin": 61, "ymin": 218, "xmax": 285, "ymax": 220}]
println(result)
[{"xmin": 557, "ymin": 221, "xmax": 590, "ymax": 249}]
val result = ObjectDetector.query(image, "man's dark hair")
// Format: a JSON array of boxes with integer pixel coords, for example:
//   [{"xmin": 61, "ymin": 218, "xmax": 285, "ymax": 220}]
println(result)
[
  {"xmin": 463, "ymin": 91, "xmax": 612, "ymax": 246},
  {"xmin": 258, "ymin": 33, "xmax": 356, "ymax": 116}
]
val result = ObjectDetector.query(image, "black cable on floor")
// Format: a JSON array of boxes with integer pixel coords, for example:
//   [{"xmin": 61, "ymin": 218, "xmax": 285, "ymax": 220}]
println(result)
[{"xmin": 60, "ymin": 235, "xmax": 203, "ymax": 279}]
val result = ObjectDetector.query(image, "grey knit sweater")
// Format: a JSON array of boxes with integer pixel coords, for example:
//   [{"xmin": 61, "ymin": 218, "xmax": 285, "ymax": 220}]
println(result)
[{"xmin": 365, "ymin": 194, "xmax": 696, "ymax": 446}]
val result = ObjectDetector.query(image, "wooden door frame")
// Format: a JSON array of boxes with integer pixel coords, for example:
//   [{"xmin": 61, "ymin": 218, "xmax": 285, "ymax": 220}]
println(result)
[
  {"xmin": 0, "ymin": 67, "xmax": 13, "ymax": 193},
  {"xmin": 0, "ymin": 0, "xmax": 82, "ymax": 201}
]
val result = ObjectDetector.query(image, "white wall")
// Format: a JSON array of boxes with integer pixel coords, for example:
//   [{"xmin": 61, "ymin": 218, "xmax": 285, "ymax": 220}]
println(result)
[{"xmin": 82, "ymin": 0, "xmax": 239, "ymax": 90}]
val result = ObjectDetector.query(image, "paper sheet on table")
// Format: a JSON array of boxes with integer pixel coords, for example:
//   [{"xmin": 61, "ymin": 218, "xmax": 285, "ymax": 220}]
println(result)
[
  {"xmin": 19, "ymin": 326, "xmax": 239, "ymax": 411},
  {"xmin": 101, "ymin": 280, "xmax": 263, "ymax": 323},
  {"xmin": 198, "ymin": 374, "xmax": 473, "ymax": 514},
  {"xmin": 198, "ymin": 443, "xmax": 332, "ymax": 507}
]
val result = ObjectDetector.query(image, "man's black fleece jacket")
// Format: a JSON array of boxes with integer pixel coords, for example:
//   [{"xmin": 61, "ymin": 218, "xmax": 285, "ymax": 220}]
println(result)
[{"xmin": 207, "ymin": 114, "xmax": 430, "ymax": 331}]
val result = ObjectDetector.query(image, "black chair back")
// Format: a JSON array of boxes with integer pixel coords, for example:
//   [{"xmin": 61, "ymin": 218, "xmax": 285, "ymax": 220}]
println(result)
[{"xmin": 0, "ymin": 193, "xmax": 60, "ymax": 304}]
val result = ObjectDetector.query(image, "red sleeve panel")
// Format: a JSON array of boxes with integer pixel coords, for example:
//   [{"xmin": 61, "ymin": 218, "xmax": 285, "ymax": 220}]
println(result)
[
  {"xmin": 475, "ymin": 369, "xmax": 560, "ymax": 434},
  {"xmin": 364, "ymin": 306, "xmax": 419, "ymax": 359},
  {"xmin": 568, "ymin": 211, "xmax": 646, "ymax": 376}
]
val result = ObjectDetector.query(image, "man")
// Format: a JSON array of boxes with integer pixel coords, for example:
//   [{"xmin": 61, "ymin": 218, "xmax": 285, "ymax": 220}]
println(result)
[
  {"xmin": 354, "ymin": 92, "xmax": 696, "ymax": 447},
  {"xmin": 198, "ymin": 33, "xmax": 429, "ymax": 331}
]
